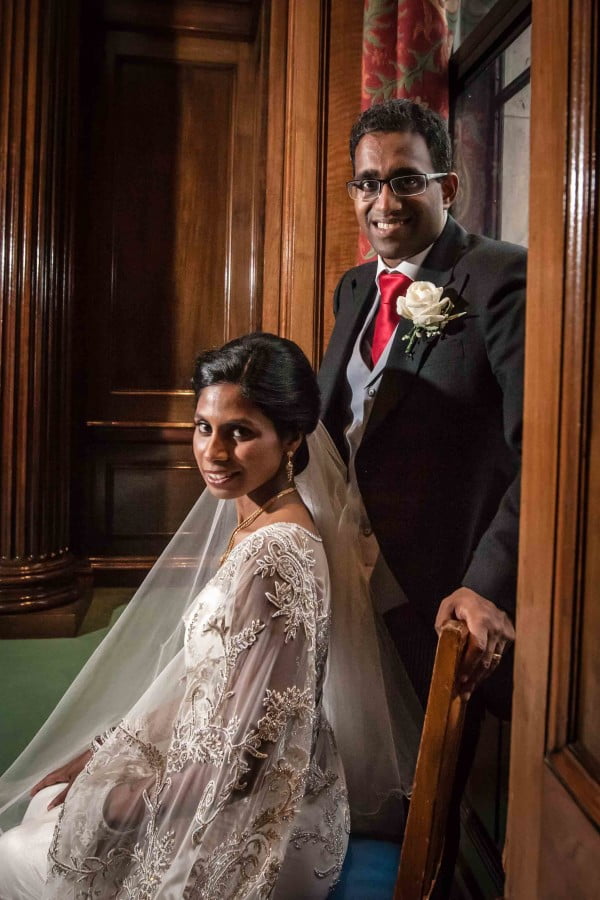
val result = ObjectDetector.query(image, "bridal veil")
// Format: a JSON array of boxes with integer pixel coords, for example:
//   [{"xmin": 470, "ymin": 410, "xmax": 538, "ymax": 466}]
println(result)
[{"xmin": 0, "ymin": 423, "xmax": 420, "ymax": 838}]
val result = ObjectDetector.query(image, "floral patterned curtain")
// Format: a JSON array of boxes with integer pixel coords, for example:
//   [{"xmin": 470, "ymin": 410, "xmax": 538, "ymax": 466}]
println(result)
[{"xmin": 359, "ymin": 0, "xmax": 458, "ymax": 259}]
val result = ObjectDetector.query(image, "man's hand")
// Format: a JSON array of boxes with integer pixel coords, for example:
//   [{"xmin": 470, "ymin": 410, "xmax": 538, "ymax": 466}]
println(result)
[
  {"xmin": 434, "ymin": 587, "xmax": 515, "ymax": 698},
  {"xmin": 30, "ymin": 748, "xmax": 93, "ymax": 810}
]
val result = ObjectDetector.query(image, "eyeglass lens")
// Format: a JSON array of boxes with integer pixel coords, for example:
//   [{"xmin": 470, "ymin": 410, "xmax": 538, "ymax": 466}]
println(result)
[{"xmin": 349, "ymin": 174, "xmax": 430, "ymax": 199}]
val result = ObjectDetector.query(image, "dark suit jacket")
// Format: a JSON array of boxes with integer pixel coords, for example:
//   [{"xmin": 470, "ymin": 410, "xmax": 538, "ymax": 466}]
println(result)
[{"xmin": 319, "ymin": 215, "xmax": 526, "ymax": 627}]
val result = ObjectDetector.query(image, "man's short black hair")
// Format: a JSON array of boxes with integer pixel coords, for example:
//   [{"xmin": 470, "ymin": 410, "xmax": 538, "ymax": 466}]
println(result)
[{"xmin": 349, "ymin": 99, "xmax": 452, "ymax": 173}]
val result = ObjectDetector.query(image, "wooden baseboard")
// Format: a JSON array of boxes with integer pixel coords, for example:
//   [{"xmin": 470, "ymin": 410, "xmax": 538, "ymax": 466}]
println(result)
[
  {"xmin": 88, "ymin": 556, "xmax": 155, "ymax": 587},
  {"xmin": 0, "ymin": 566, "xmax": 93, "ymax": 638}
]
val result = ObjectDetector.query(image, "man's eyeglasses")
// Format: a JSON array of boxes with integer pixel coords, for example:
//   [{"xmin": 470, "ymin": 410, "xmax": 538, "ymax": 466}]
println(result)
[{"xmin": 347, "ymin": 172, "xmax": 448, "ymax": 201}]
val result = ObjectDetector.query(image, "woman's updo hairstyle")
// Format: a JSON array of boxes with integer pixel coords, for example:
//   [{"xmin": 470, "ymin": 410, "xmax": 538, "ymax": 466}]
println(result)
[{"xmin": 192, "ymin": 333, "xmax": 320, "ymax": 475}]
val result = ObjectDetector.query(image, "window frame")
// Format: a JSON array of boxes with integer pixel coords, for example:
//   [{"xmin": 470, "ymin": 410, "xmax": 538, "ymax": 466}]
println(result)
[{"xmin": 449, "ymin": 0, "xmax": 532, "ymax": 242}]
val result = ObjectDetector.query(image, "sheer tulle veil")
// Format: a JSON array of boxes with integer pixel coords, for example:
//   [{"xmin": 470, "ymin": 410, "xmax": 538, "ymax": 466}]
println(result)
[{"xmin": 0, "ymin": 423, "xmax": 421, "ymax": 834}]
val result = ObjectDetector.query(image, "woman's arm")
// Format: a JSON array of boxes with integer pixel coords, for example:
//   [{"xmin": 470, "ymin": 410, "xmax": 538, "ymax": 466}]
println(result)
[
  {"xmin": 102, "ymin": 531, "xmax": 324, "ymax": 832},
  {"xmin": 30, "ymin": 748, "xmax": 93, "ymax": 809}
]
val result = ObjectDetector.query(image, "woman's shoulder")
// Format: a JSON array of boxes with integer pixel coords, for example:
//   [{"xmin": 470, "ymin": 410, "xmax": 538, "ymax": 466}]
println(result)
[
  {"xmin": 230, "ymin": 521, "xmax": 323, "ymax": 561},
  {"xmin": 216, "ymin": 522, "xmax": 325, "ymax": 586}
]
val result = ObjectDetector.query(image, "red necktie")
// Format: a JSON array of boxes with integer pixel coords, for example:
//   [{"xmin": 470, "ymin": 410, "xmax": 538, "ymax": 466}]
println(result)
[{"xmin": 371, "ymin": 272, "xmax": 412, "ymax": 365}]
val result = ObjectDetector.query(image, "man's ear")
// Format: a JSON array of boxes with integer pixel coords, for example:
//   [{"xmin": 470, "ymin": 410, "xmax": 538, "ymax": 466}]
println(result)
[{"xmin": 441, "ymin": 172, "xmax": 459, "ymax": 208}]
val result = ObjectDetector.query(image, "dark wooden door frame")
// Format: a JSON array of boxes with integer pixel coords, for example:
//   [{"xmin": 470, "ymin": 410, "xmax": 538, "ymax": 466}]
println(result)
[{"xmin": 506, "ymin": 0, "xmax": 600, "ymax": 893}]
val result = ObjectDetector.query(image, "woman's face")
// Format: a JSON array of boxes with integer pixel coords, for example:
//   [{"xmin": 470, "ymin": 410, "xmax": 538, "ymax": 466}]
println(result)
[{"xmin": 193, "ymin": 383, "xmax": 299, "ymax": 502}]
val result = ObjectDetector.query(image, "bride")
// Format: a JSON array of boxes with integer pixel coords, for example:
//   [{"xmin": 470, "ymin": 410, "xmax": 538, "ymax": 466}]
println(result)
[{"xmin": 0, "ymin": 333, "xmax": 419, "ymax": 899}]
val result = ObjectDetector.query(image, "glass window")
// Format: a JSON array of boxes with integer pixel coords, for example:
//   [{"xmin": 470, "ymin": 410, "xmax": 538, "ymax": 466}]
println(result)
[
  {"xmin": 503, "ymin": 24, "xmax": 531, "ymax": 84},
  {"xmin": 500, "ymin": 79, "xmax": 530, "ymax": 244},
  {"xmin": 452, "ymin": 24, "xmax": 531, "ymax": 245},
  {"xmin": 452, "ymin": 0, "xmax": 505, "ymax": 50}
]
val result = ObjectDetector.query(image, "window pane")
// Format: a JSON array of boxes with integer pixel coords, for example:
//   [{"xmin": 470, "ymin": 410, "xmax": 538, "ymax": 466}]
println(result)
[
  {"xmin": 503, "ymin": 24, "xmax": 532, "ymax": 85},
  {"xmin": 500, "ymin": 82, "xmax": 530, "ymax": 245},
  {"xmin": 452, "ymin": 25, "xmax": 530, "ymax": 246},
  {"xmin": 452, "ymin": 61, "xmax": 497, "ymax": 237}
]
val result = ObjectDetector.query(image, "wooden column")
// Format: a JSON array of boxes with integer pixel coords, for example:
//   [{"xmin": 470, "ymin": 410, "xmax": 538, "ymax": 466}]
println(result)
[{"xmin": 0, "ymin": 0, "xmax": 89, "ymax": 636}]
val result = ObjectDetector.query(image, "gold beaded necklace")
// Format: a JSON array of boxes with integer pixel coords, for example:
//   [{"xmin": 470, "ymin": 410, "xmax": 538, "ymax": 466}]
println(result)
[{"xmin": 219, "ymin": 486, "xmax": 297, "ymax": 566}]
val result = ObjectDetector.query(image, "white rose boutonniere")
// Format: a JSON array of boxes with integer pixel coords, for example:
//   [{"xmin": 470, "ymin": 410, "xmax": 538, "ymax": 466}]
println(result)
[{"xmin": 396, "ymin": 281, "xmax": 466, "ymax": 356}]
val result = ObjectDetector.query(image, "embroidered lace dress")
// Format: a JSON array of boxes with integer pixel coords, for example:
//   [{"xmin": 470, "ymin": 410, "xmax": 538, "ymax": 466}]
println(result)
[{"xmin": 44, "ymin": 522, "xmax": 349, "ymax": 899}]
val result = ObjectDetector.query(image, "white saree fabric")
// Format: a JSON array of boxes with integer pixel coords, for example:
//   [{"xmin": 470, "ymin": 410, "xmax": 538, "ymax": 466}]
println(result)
[
  {"xmin": 45, "ymin": 523, "xmax": 346, "ymax": 897},
  {"xmin": 0, "ymin": 424, "xmax": 421, "ymax": 898}
]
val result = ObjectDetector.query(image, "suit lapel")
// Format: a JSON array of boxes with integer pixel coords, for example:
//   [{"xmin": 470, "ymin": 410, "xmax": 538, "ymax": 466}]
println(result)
[{"xmin": 364, "ymin": 217, "xmax": 470, "ymax": 440}]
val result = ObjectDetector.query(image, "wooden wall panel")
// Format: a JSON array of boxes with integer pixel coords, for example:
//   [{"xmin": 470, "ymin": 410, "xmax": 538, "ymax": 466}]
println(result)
[
  {"xmin": 262, "ymin": 0, "xmax": 327, "ymax": 365},
  {"xmin": 86, "ymin": 427, "xmax": 202, "ymax": 560},
  {"xmin": 109, "ymin": 465, "xmax": 199, "ymax": 537},
  {"xmin": 322, "ymin": 0, "xmax": 363, "ymax": 356},
  {"xmin": 109, "ymin": 59, "xmax": 234, "ymax": 392},
  {"xmin": 83, "ymin": 30, "xmax": 262, "ymax": 425},
  {"xmin": 104, "ymin": 0, "xmax": 261, "ymax": 40},
  {"xmin": 538, "ymin": 766, "xmax": 600, "ymax": 899},
  {"xmin": 77, "ymin": 5, "xmax": 266, "ymax": 575},
  {"xmin": 78, "ymin": 0, "xmax": 363, "ymax": 575},
  {"xmin": 262, "ymin": 0, "xmax": 363, "ymax": 366}
]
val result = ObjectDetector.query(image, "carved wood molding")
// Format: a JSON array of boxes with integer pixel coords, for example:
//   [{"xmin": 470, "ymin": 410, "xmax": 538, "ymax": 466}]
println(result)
[
  {"xmin": 546, "ymin": 0, "xmax": 599, "ymax": 752},
  {"xmin": 547, "ymin": 746, "xmax": 600, "ymax": 827},
  {"xmin": 0, "ymin": 0, "xmax": 85, "ymax": 630},
  {"xmin": 103, "ymin": 0, "xmax": 261, "ymax": 41}
]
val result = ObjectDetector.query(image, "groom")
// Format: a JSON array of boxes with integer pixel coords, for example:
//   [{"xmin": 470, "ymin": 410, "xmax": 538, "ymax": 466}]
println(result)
[{"xmin": 318, "ymin": 99, "xmax": 525, "ymax": 886}]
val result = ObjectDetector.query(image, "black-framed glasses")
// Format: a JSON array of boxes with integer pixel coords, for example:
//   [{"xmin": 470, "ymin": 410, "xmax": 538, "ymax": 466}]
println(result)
[{"xmin": 346, "ymin": 172, "xmax": 448, "ymax": 201}]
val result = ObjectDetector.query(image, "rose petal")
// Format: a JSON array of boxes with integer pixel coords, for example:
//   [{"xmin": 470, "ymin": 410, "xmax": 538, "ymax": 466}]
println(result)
[
  {"xmin": 405, "ymin": 281, "xmax": 443, "ymax": 304},
  {"xmin": 398, "ymin": 288, "xmax": 454, "ymax": 325},
  {"xmin": 396, "ymin": 297, "xmax": 413, "ymax": 318}
]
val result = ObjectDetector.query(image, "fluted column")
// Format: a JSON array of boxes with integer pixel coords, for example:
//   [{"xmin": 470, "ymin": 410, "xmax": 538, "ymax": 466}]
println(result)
[{"xmin": 0, "ymin": 0, "xmax": 88, "ymax": 636}]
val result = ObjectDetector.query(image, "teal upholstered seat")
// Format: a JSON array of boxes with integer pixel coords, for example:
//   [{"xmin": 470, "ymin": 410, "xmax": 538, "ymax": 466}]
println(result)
[{"xmin": 332, "ymin": 837, "xmax": 401, "ymax": 899}]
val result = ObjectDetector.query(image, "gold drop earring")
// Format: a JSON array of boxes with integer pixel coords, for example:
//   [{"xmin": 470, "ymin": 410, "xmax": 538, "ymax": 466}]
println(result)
[{"xmin": 286, "ymin": 450, "xmax": 294, "ymax": 484}]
